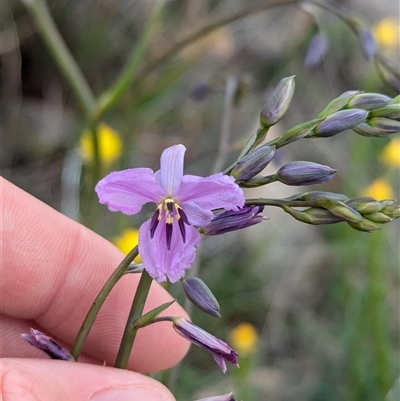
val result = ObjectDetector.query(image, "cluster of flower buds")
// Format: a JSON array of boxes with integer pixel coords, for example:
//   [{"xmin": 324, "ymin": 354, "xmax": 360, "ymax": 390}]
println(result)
[
  {"xmin": 275, "ymin": 191, "xmax": 400, "ymax": 232},
  {"xmin": 308, "ymin": 91, "xmax": 399, "ymax": 138}
]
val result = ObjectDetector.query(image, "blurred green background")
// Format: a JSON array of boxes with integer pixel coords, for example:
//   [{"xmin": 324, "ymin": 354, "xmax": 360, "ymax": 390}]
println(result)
[{"xmin": 1, "ymin": 1, "xmax": 399, "ymax": 400}]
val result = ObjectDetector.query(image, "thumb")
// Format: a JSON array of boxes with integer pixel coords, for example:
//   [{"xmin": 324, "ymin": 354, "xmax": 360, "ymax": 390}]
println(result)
[{"xmin": 2, "ymin": 359, "xmax": 175, "ymax": 401}]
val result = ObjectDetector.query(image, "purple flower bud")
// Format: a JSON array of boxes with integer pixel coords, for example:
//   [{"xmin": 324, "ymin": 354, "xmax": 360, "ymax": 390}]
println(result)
[
  {"xmin": 260, "ymin": 76, "xmax": 295, "ymax": 127},
  {"xmin": 21, "ymin": 328, "xmax": 74, "ymax": 361},
  {"xmin": 315, "ymin": 109, "xmax": 368, "ymax": 137},
  {"xmin": 182, "ymin": 277, "xmax": 221, "ymax": 318},
  {"xmin": 276, "ymin": 161, "xmax": 337, "ymax": 186},
  {"xmin": 304, "ymin": 33, "xmax": 329, "ymax": 68},
  {"xmin": 359, "ymin": 28, "xmax": 376, "ymax": 60},
  {"xmin": 347, "ymin": 93, "xmax": 391, "ymax": 110},
  {"xmin": 172, "ymin": 317, "xmax": 239, "ymax": 373},
  {"xmin": 193, "ymin": 393, "xmax": 236, "ymax": 401},
  {"xmin": 231, "ymin": 145, "xmax": 276, "ymax": 181},
  {"xmin": 201, "ymin": 206, "xmax": 265, "ymax": 235},
  {"xmin": 369, "ymin": 117, "xmax": 400, "ymax": 134}
]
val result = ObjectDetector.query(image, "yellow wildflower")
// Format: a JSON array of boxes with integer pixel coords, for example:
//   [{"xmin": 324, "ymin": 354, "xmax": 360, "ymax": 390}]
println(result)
[
  {"xmin": 372, "ymin": 17, "xmax": 400, "ymax": 48},
  {"xmin": 380, "ymin": 138, "xmax": 400, "ymax": 168},
  {"xmin": 361, "ymin": 178, "xmax": 394, "ymax": 200},
  {"xmin": 113, "ymin": 228, "xmax": 142, "ymax": 263},
  {"xmin": 229, "ymin": 322, "xmax": 258, "ymax": 356},
  {"xmin": 80, "ymin": 123, "xmax": 122, "ymax": 165}
]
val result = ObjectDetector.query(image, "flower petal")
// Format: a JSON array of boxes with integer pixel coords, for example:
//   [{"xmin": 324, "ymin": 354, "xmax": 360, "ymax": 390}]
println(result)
[
  {"xmin": 159, "ymin": 144, "xmax": 186, "ymax": 195},
  {"xmin": 95, "ymin": 168, "xmax": 165, "ymax": 215},
  {"xmin": 181, "ymin": 202, "xmax": 214, "ymax": 226},
  {"xmin": 175, "ymin": 173, "xmax": 245, "ymax": 211},
  {"xmin": 139, "ymin": 220, "xmax": 201, "ymax": 283}
]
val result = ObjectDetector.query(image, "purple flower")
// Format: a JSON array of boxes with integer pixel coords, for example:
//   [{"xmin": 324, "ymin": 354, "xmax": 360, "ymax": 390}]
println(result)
[
  {"xmin": 172, "ymin": 317, "xmax": 239, "ymax": 373},
  {"xmin": 96, "ymin": 145, "xmax": 244, "ymax": 282},
  {"xmin": 21, "ymin": 328, "xmax": 74, "ymax": 361}
]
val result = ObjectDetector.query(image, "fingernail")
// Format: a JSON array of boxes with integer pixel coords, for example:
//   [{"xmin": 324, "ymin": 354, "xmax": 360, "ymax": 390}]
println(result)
[{"xmin": 90, "ymin": 385, "xmax": 172, "ymax": 401}]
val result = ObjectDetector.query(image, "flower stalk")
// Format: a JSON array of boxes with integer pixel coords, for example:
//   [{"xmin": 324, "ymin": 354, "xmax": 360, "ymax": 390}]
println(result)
[{"xmin": 70, "ymin": 246, "xmax": 139, "ymax": 360}]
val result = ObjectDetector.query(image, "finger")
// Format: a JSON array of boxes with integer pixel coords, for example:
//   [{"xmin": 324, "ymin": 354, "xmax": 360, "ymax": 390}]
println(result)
[
  {"xmin": 1, "ymin": 178, "xmax": 189, "ymax": 372},
  {"xmin": 2, "ymin": 359, "xmax": 175, "ymax": 401}
]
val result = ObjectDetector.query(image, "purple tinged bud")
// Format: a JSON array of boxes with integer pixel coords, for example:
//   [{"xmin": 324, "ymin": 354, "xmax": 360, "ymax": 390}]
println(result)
[
  {"xmin": 363, "ymin": 212, "xmax": 392, "ymax": 223},
  {"xmin": 231, "ymin": 145, "xmax": 276, "ymax": 181},
  {"xmin": 359, "ymin": 28, "xmax": 376, "ymax": 59},
  {"xmin": 315, "ymin": 109, "xmax": 368, "ymax": 137},
  {"xmin": 369, "ymin": 118, "xmax": 400, "ymax": 134},
  {"xmin": 260, "ymin": 76, "xmax": 295, "ymax": 127},
  {"xmin": 276, "ymin": 161, "xmax": 337, "ymax": 186},
  {"xmin": 172, "ymin": 317, "xmax": 239, "ymax": 373},
  {"xmin": 347, "ymin": 93, "xmax": 391, "ymax": 110},
  {"xmin": 304, "ymin": 33, "xmax": 329, "ymax": 68},
  {"xmin": 21, "ymin": 328, "xmax": 74, "ymax": 361},
  {"xmin": 193, "ymin": 393, "xmax": 236, "ymax": 401},
  {"xmin": 182, "ymin": 277, "xmax": 221, "ymax": 318},
  {"xmin": 352, "ymin": 123, "xmax": 382, "ymax": 137},
  {"xmin": 285, "ymin": 206, "xmax": 343, "ymax": 225},
  {"xmin": 201, "ymin": 206, "xmax": 265, "ymax": 235},
  {"xmin": 369, "ymin": 104, "xmax": 400, "ymax": 119}
]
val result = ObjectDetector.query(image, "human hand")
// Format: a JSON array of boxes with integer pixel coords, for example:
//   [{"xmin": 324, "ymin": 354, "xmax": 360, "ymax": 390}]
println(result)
[{"xmin": 1, "ymin": 177, "xmax": 190, "ymax": 401}]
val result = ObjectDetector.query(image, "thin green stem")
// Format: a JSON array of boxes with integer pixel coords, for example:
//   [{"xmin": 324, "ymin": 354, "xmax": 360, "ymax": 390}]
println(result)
[
  {"xmin": 92, "ymin": 1, "xmax": 166, "ymax": 120},
  {"xmin": 21, "ymin": 0, "xmax": 95, "ymax": 115},
  {"xmin": 114, "ymin": 270, "xmax": 153, "ymax": 369},
  {"xmin": 246, "ymin": 198, "xmax": 316, "ymax": 208},
  {"xmin": 70, "ymin": 246, "xmax": 139, "ymax": 360}
]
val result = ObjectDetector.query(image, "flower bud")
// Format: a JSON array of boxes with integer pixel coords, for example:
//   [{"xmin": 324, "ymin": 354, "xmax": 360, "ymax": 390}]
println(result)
[
  {"xmin": 347, "ymin": 218, "xmax": 382, "ymax": 232},
  {"xmin": 314, "ymin": 109, "xmax": 368, "ymax": 137},
  {"xmin": 172, "ymin": 317, "xmax": 239, "ymax": 373},
  {"xmin": 304, "ymin": 33, "xmax": 328, "ymax": 68},
  {"xmin": 317, "ymin": 91, "xmax": 360, "ymax": 117},
  {"xmin": 316, "ymin": 199, "xmax": 362, "ymax": 222},
  {"xmin": 201, "ymin": 206, "xmax": 265, "ymax": 235},
  {"xmin": 369, "ymin": 117, "xmax": 400, "ymax": 134},
  {"xmin": 345, "ymin": 197, "xmax": 384, "ymax": 214},
  {"xmin": 347, "ymin": 93, "xmax": 391, "ymax": 110},
  {"xmin": 284, "ymin": 206, "xmax": 343, "ymax": 225},
  {"xmin": 358, "ymin": 28, "xmax": 376, "ymax": 59},
  {"xmin": 369, "ymin": 104, "xmax": 400, "ymax": 119},
  {"xmin": 363, "ymin": 211, "xmax": 392, "ymax": 223},
  {"xmin": 182, "ymin": 277, "xmax": 221, "ymax": 318},
  {"xmin": 276, "ymin": 161, "xmax": 337, "ymax": 186},
  {"xmin": 21, "ymin": 328, "xmax": 74, "ymax": 361},
  {"xmin": 194, "ymin": 392, "xmax": 236, "ymax": 401},
  {"xmin": 296, "ymin": 191, "xmax": 349, "ymax": 202},
  {"xmin": 231, "ymin": 145, "xmax": 276, "ymax": 181},
  {"xmin": 260, "ymin": 76, "xmax": 295, "ymax": 127},
  {"xmin": 352, "ymin": 123, "xmax": 383, "ymax": 137}
]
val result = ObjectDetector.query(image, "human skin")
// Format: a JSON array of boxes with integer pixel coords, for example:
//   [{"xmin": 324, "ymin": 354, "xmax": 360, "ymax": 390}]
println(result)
[{"xmin": 0, "ymin": 177, "xmax": 190, "ymax": 401}]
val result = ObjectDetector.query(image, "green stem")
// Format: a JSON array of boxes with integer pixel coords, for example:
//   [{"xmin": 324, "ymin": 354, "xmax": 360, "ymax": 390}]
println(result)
[
  {"xmin": 92, "ymin": 1, "xmax": 166, "ymax": 120},
  {"xmin": 114, "ymin": 270, "xmax": 153, "ymax": 369},
  {"xmin": 21, "ymin": 0, "xmax": 95, "ymax": 115},
  {"xmin": 245, "ymin": 198, "xmax": 316, "ymax": 208},
  {"xmin": 70, "ymin": 246, "xmax": 139, "ymax": 360}
]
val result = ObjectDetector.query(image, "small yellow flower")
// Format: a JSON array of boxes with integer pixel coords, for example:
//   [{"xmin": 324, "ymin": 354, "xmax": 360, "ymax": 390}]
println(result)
[
  {"xmin": 80, "ymin": 123, "xmax": 122, "ymax": 165},
  {"xmin": 361, "ymin": 178, "xmax": 394, "ymax": 200},
  {"xmin": 380, "ymin": 138, "xmax": 400, "ymax": 168},
  {"xmin": 372, "ymin": 17, "xmax": 400, "ymax": 49},
  {"xmin": 112, "ymin": 228, "xmax": 142, "ymax": 263},
  {"xmin": 229, "ymin": 322, "xmax": 258, "ymax": 356}
]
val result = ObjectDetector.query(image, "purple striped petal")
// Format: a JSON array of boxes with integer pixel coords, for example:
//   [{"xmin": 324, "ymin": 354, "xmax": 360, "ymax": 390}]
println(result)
[
  {"xmin": 95, "ymin": 168, "xmax": 165, "ymax": 215},
  {"xmin": 175, "ymin": 173, "xmax": 245, "ymax": 211},
  {"xmin": 139, "ymin": 219, "xmax": 201, "ymax": 283},
  {"xmin": 159, "ymin": 144, "xmax": 186, "ymax": 195}
]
